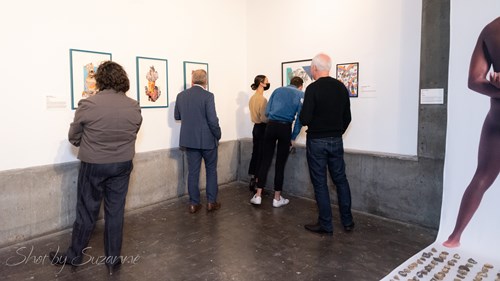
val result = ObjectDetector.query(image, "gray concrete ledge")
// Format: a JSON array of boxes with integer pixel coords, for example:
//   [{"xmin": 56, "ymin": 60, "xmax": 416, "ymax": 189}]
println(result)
[
  {"xmin": 238, "ymin": 138, "xmax": 442, "ymax": 229},
  {"xmin": 345, "ymin": 148, "xmax": 419, "ymax": 161},
  {"xmin": 0, "ymin": 141, "xmax": 239, "ymax": 248},
  {"xmin": 0, "ymin": 138, "xmax": 441, "ymax": 248}
]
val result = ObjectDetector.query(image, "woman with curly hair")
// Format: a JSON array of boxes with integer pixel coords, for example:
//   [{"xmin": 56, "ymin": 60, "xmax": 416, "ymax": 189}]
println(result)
[{"xmin": 49, "ymin": 61, "xmax": 142, "ymax": 274}]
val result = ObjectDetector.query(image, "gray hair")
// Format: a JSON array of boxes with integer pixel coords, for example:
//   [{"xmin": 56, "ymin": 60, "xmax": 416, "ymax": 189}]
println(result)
[
  {"xmin": 312, "ymin": 53, "xmax": 332, "ymax": 72},
  {"xmin": 192, "ymin": 69, "xmax": 207, "ymax": 86}
]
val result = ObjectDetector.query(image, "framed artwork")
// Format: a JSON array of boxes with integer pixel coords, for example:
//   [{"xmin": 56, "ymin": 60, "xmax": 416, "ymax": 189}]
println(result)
[
  {"xmin": 69, "ymin": 49, "xmax": 112, "ymax": 109},
  {"xmin": 136, "ymin": 56, "xmax": 169, "ymax": 108},
  {"xmin": 281, "ymin": 59, "xmax": 313, "ymax": 90},
  {"xmin": 336, "ymin": 62, "xmax": 359, "ymax": 97},
  {"xmin": 183, "ymin": 61, "xmax": 209, "ymax": 90}
]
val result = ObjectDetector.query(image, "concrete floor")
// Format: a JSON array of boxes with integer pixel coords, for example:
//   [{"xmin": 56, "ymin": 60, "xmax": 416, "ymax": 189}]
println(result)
[{"xmin": 0, "ymin": 182, "xmax": 437, "ymax": 281}]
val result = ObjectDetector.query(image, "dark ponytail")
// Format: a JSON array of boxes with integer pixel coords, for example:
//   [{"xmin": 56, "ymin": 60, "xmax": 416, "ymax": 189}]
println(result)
[{"xmin": 251, "ymin": 75, "xmax": 266, "ymax": 90}]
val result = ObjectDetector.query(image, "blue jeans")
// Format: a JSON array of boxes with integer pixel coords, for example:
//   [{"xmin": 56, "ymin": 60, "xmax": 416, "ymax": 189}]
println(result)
[
  {"xmin": 306, "ymin": 137, "xmax": 353, "ymax": 232},
  {"xmin": 186, "ymin": 148, "xmax": 218, "ymax": 205}
]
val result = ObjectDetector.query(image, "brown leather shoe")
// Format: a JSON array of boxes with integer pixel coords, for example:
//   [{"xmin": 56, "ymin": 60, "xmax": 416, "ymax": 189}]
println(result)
[
  {"xmin": 189, "ymin": 204, "xmax": 202, "ymax": 214},
  {"xmin": 206, "ymin": 202, "xmax": 221, "ymax": 212}
]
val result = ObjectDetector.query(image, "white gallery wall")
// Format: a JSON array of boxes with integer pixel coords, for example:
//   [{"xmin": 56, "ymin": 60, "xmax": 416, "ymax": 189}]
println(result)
[
  {"xmin": 244, "ymin": 0, "xmax": 422, "ymax": 155},
  {"xmin": 0, "ymin": 0, "xmax": 421, "ymax": 172},
  {"xmin": 0, "ymin": 0, "xmax": 248, "ymax": 171}
]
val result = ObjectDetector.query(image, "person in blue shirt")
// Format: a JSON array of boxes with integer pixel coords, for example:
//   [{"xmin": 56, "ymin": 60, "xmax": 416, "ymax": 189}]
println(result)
[{"xmin": 250, "ymin": 76, "xmax": 304, "ymax": 207}]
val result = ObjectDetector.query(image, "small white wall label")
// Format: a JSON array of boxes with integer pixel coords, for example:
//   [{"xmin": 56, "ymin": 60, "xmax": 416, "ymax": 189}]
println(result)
[{"xmin": 420, "ymin": 88, "xmax": 444, "ymax": 104}]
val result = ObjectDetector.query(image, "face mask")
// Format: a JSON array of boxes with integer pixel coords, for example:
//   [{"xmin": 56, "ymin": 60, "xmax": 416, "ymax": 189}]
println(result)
[{"xmin": 264, "ymin": 83, "xmax": 270, "ymax": 91}]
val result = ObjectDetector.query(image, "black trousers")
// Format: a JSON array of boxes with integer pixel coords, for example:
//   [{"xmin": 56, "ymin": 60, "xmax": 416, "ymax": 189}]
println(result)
[
  {"xmin": 248, "ymin": 123, "xmax": 267, "ymax": 177},
  {"xmin": 66, "ymin": 160, "xmax": 133, "ymax": 264},
  {"xmin": 256, "ymin": 121, "xmax": 292, "ymax": 191}
]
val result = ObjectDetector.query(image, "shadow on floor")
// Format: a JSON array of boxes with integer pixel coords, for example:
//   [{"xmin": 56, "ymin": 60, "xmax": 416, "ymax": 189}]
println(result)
[{"xmin": 0, "ymin": 182, "xmax": 437, "ymax": 281}]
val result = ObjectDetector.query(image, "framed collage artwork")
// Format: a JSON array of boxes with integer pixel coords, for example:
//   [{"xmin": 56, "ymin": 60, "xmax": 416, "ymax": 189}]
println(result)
[
  {"xmin": 281, "ymin": 59, "xmax": 313, "ymax": 90},
  {"xmin": 336, "ymin": 62, "xmax": 359, "ymax": 97},
  {"xmin": 136, "ymin": 56, "xmax": 169, "ymax": 108},
  {"xmin": 69, "ymin": 49, "xmax": 112, "ymax": 109}
]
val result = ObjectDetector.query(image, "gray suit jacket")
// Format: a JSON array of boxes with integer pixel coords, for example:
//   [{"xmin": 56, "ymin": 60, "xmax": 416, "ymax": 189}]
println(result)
[
  {"xmin": 174, "ymin": 85, "xmax": 221, "ymax": 149},
  {"xmin": 68, "ymin": 89, "xmax": 143, "ymax": 164}
]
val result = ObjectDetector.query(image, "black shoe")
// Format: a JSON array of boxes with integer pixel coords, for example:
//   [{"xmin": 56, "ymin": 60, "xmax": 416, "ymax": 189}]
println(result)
[
  {"xmin": 344, "ymin": 222, "xmax": 355, "ymax": 232},
  {"xmin": 304, "ymin": 223, "xmax": 333, "ymax": 236}
]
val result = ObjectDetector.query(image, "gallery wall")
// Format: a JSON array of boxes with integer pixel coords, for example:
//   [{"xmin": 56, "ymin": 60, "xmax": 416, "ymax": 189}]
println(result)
[
  {"xmin": 244, "ymin": 0, "xmax": 422, "ymax": 156},
  {"xmin": 0, "ymin": 0, "xmax": 422, "ymax": 172},
  {"xmin": 0, "ymin": 0, "xmax": 248, "ymax": 171}
]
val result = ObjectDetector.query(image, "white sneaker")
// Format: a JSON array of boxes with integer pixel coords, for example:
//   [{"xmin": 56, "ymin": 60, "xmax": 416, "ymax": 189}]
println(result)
[
  {"xmin": 273, "ymin": 196, "xmax": 289, "ymax": 208},
  {"xmin": 250, "ymin": 195, "xmax": 262, "ymax": 205}
]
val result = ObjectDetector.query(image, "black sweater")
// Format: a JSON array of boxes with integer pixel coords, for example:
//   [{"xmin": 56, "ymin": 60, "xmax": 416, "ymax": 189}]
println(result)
[{"xmin": 299, "ymin": 76, "xmax": 351, "ymax": 138}]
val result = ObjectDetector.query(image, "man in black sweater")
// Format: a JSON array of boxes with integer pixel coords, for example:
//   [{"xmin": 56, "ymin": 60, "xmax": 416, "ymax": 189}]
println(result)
[{"xmin": 299, "ymin": 53, "xmax": 355, "ymax": 236}]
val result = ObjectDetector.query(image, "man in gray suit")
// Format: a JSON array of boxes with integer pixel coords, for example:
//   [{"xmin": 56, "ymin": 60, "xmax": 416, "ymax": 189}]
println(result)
[{"xmin": 175, "ymin": 69, "xmax": 222, "ymax": 214}]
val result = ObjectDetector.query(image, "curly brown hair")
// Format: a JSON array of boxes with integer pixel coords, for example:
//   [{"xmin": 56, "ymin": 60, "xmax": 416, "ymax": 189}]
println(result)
[{"xmin": 95, "ymin": 61, "xmax": 130, "ymax": 93}]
